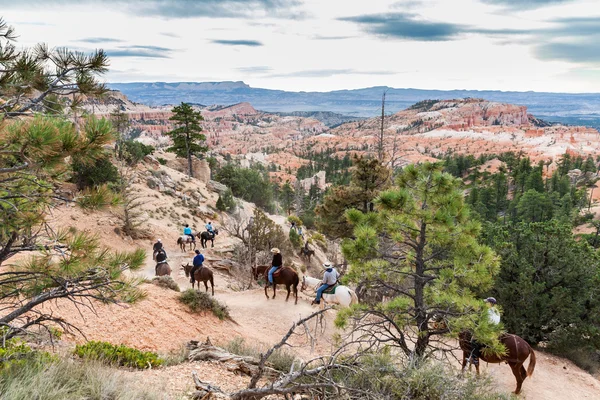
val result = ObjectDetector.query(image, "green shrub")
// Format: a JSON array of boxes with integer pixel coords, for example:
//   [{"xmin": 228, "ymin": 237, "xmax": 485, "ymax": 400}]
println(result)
[
  {"xmin": 222, "ymin": 337, "xmax": 295, "ymax": 373},
  {"xmin": 151, "ymin": 276, "xmax": 180, "ymax": 292},
  {"xmin": 119, "ymin": 140, "xmax": 154, "ymax": 166},
  {"xmin": 336, "ymin": 353, "xmax": 513, "ymax": 400},
  {"xmin": 287, "ymin": 215, "xmax": 303, "ymax": 226},
  {"xmin": 71, "ymin": 157, "xmax": 120, "ymax": 190},
  {"xmin": 289, "ymin": 228, "xmax": 302, "ymax": 248},
  {"xmin": 74, "ymin": 341, "xmax": 163, "ymax": 369},
  {"xmin": 0, "ymin": 357, "xmax": 161, "ymax": 400},
  {"xmin": 179, "ymin": 289, "xmax": 230, "ymax": 320},
  {"xmin": 311, "ymin": 232, "xmax": 326, "ymax": 248},
  {"xmin": 76, "ymin": 184, "xmax": 120, "ymax": 210},
  {"xmin": 157, "ymin": 157, "xmax": 167, "ymax": 165},
  {"xmin": 0, "ymin": 335, "xmax": 56, "ymax": 371}
]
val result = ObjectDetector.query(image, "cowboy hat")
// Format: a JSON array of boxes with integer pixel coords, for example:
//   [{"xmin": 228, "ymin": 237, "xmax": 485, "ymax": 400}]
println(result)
[
  {"xmin": 157, "ymin": 239, "xmax": 161, "ymax": 242},
  {"xmin": 485, "ymin": 297, "xmax": 497, "ymax": 304},
  {"xmin": 322, "ymin": 261, "xmax": 333, "ymax": 268},
  {"xmin": 271, "ymin": 248, "xmax": 280, "ymax": 254}
]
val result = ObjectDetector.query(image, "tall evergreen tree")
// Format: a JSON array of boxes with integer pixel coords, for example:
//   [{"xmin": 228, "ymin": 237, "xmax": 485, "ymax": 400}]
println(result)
[
  {"xmin": 340, "ymin": 163, "xmax": 500, "ymax": 358},
  {"xmin": 165, "ymin": 102, "xmax": 207, "ymax": 177}
]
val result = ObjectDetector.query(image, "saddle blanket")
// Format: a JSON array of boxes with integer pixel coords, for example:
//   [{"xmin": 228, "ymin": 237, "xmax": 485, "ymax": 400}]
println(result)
[{"xmin": 323, "ymin": 284, "xmax": 339, "ymax": 294}]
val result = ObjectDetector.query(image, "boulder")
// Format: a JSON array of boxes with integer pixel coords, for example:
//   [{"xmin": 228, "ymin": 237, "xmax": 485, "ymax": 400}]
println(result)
[{"xmin": 208, "ymin": 180, "xmax": 228, "ymax": 194}]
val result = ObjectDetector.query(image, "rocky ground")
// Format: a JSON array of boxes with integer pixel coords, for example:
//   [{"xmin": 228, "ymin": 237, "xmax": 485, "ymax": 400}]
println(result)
[{"xmin": 18, "ymin": 152, "xmax": 600, "ymax": 400}]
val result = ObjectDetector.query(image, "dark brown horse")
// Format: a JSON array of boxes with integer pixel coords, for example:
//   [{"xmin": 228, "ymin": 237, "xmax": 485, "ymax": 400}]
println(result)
[
  {"xmin": 155, "ymin": 262, "xmax": 171, "ymax": 276},
  {"xmin": 251, "ymin": 265, "xmax": 269, "ymax": 281},
  {"xmin": 182, "ymin": 263, "xmax": 214, "ymax": 296},
  {"xmin": 264, "ymin": 266, "xmax": 299, "ymax": 304},
  {"xmin": 459, "ymin": 331, "xmax": 536, "ymax": 394}
]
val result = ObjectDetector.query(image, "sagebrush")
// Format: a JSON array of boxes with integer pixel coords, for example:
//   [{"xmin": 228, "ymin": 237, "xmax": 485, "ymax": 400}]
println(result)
[{"xmin": 179, "ymin": 289, "xmax": 230, "ymax": 320}]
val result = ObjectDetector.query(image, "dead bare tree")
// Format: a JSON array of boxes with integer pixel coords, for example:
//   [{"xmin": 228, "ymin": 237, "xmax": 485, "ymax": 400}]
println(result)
[
  {"xmin": 377, "ymin": 90, "xmax": 388, "ymax": 162},
  {"xmin": 190, "ymin": 307, "xmax": 375, "ymax": 400}
]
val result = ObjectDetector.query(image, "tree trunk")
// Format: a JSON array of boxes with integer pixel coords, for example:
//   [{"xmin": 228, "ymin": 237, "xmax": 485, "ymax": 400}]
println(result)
[
  {"xmin": 414, "ymin": 220, "xmax": 429, "ymax": 358},
  {"xmin": 0, "ymin": 290, "xmax": 60, "ymax": 325}
]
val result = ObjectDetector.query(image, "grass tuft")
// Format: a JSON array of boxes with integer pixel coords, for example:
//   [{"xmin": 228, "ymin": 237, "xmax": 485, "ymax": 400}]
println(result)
[
  {"xmin": 179, "ymin": 289, "xmax": 230, "ymax": 320},
  {"xmin": 151, "ymin": 275, "xmax": 180, "ymax": 292}
]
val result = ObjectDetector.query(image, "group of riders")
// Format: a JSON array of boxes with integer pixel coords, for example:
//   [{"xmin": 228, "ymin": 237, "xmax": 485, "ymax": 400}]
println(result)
[
  {"xmin": 183, "ymin": 221, "xmax": 216, "ymax": 243},
  {"xmin": 155, "ymin": 224, "xmax": 501, "ymax": 365},
  {"xmin": 152, "ymin": 222, "xmax": 216, "ymax": 278},
  {"xmin": 267, "ymin": 247, "xmax": 339, "ymax": 306}
]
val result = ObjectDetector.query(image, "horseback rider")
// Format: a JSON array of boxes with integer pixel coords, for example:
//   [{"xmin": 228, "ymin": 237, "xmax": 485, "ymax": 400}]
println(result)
[
  {"xmin": 205, "ymin": 221, "xmax": 215, "ymax": 238},
  {"xmin": 155, "ymin": 248, "xmax": 167, "ymax": 274},
  {"xmin": 470, "ymin": 297, "xmax": 501, "ymax": 366},
  {"xmin": 312, "ymin": 261, "xmax": 339, "ymax": 305},
  {"xmin": 267, "ymin": 248, "xmax": 282, "ymax": 287},
  {"xmin": 184, "ymin": 224, "xmax": 195, "ymax": 242},
  {"xmin": 152, "ymin": 239, "xmax": 163, "ymax": 260},
  {"xmin": 190, "ymin": 249, "xmax": 204, "ymax": 284}
]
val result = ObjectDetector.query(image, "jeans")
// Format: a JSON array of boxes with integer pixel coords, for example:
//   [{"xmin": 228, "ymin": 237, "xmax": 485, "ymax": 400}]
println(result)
[
  {"xmin": 315, "ymin": 284, "xmax": 329, "ymax": 303},
  {"xmin": 187, "ymin": 234, "xmax": 195, "ymax": 242},
  {"xmin": 268, "ymin": 266, "xmax": 279, "ymax": 283}
]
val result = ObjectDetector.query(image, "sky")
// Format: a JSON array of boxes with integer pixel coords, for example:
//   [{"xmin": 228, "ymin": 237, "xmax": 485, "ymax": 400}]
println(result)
[{"xmin": 2, "ymin": 0, "xmax": 600, "ymax": 92}]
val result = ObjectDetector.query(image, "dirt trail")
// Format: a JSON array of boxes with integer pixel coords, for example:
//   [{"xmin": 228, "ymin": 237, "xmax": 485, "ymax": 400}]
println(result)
[{"xmin": 476, "ymin": 352, "xmax": 600, "ymax": 399}]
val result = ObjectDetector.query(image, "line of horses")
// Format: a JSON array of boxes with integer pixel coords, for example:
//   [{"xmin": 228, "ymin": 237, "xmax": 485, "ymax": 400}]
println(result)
[
  {"xmin": 153, "ymin": 258, "xmax": 535, "ymax": 394},
  {"xmin": 176, "ymin": 229, "xmax": 219, "ymax": 251}
]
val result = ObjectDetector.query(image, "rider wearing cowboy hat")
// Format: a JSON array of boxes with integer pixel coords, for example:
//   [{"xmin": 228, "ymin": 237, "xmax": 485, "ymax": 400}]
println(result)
[
  {"xmin": 312, "ymin": 261, "xmax": 339, "ymax": 305},
  {"xmin": 268, "ymin": 248, "xmax": 282, "ymax": 286}
]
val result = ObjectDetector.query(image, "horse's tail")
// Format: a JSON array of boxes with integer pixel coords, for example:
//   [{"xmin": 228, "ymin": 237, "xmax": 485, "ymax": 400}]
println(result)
[
  {"xmin": 527, "ymin": 345, "xmax": 536, "ymax": 377},
  {"xmin": 349, "ymin": 289, "xmax": 359, "ymax": 305},
  {"xmin": 176, "ymin": 237, "xmax": 182, "ymax": 245}
]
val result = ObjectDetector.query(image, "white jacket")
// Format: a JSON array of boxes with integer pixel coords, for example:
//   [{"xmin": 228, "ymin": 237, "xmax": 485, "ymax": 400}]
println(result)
[{"xmin": 488, "ymin": 307, "xmax": 501, "ymax": 325}]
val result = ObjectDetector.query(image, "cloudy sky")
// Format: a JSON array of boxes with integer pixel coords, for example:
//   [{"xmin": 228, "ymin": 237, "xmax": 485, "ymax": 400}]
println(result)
[{"xmin": 3, "ymin": 0, "xmax": 600, "ymax": 92}]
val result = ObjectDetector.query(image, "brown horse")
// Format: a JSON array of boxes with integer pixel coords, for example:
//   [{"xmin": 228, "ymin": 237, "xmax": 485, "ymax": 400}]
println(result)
[
  {"xmin": 182, "ymin": 263, "xmax": 215, "ymax": 295},
  {"xmin": 155, "ymin": 262, "xmax": 171, "ymax": 276},
  {"xmin": 264, "ymin": 266, "xmax": 299, "ymax": 304},
  {"xmin": 459, "ymin": 331, "xmax": 536, "ymax": 394},
  {"xmin": 251, "ymin": 265, "xmax": 269, "ymax": 281},
  {"xmin": 177, "ymin": 236, "xmax": 196, "ymax": 252}
]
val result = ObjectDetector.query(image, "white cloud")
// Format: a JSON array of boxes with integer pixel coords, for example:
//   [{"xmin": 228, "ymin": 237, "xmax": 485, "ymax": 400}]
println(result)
[{"xmin": 1, "ymin": 0, "xmax": 599, "ymax": 92}]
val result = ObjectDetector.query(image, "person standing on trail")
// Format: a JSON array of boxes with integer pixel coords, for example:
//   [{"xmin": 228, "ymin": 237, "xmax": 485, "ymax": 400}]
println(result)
[
  {"xmin": 190, "ymin": 249, "xmax": 204, "ymax": 284},
  {"xmin": 470, "ymin": 297, "xmax": 501, "ymax": 366},
  {"xmin": 268, "ymin": 248, "xmax": 282, "ymax": 286},
  {"xmin": 312, "ymin": 261, "xmax": 338, "ymax": 305},
  {"xmin": 184, "ymin": 224, "xmax": 195, "ymax": 242}
]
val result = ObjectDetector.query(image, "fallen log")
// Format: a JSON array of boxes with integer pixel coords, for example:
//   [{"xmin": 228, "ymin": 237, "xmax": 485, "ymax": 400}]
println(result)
[{"xmin": 188, "ymin": 338, "xmax": 280, "ymax": 379}]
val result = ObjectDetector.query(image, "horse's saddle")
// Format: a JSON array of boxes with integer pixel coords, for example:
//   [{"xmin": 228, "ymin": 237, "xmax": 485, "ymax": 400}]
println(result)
[
  {"xmin": 272, "ymin": 266, "xmax": 292, "ymax": 278},
  {"xmin": 323, "ymin": 283, "xmax": 339, "ymax": 294}
]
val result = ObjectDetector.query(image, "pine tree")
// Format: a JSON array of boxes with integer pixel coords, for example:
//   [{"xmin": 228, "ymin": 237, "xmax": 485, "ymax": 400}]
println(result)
[
  {"xmin": 165, "ymin": 103, "xmax": 207, "ymax": 177},
  {"xmin": 0, "ymin": 19, "xmax": 108, "ymax": 118},
  {"xmin": 340, "ymin": 162, "xmax": 500, "ymax": 359}
]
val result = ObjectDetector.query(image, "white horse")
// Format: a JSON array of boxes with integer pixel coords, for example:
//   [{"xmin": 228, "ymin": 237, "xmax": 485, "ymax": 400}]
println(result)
[{"xmin": 301, "ymin": 275, "xmax": 358, "ymax": 308}]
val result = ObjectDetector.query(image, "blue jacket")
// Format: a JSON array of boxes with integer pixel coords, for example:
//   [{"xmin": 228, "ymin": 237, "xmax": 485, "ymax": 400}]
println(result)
[
  {"xmin": 184, "ymin": 227, "xmax": 192, "ymax": 235},
  {"xmin": 193, "ymin": 254, "xmax": 204, "ymax": 267},
  {"xmin": 205, "ymin": 223, "xmax": 213, "ymax": 232}
]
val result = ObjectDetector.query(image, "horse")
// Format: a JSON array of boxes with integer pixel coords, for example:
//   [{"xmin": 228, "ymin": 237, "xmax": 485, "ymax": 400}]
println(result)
[
  {"xmin": 251, "ymin": 265, "xmax": 269, "ymax": 281},
  {"xmin": 301, "ymin": 275, "xmax": 358, "ymax": 308},
  {"xmin": 177, "ymin": 236, "xmax": 196, "ymax": 252},
  {"xmin": 182, "ymin": 263, "xmax": 215, "ymax": 295},
  {"xmin": 264, "ymin": 266, "xmax": 299, "ymax": 305},
  {"xmin": 459, "ymin": 331, "xmax": 536, "ymax": 394},
  {"xmin": 200, "ymin": 229, "xmax": 219, "ymax": 249},
  {"xmin": 155, "ymin": 262, "xmax": 171, "ymax": 276},
  {"xmin": 299, "ymin": 247, "xmax": 315, "ymax": 263}
]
